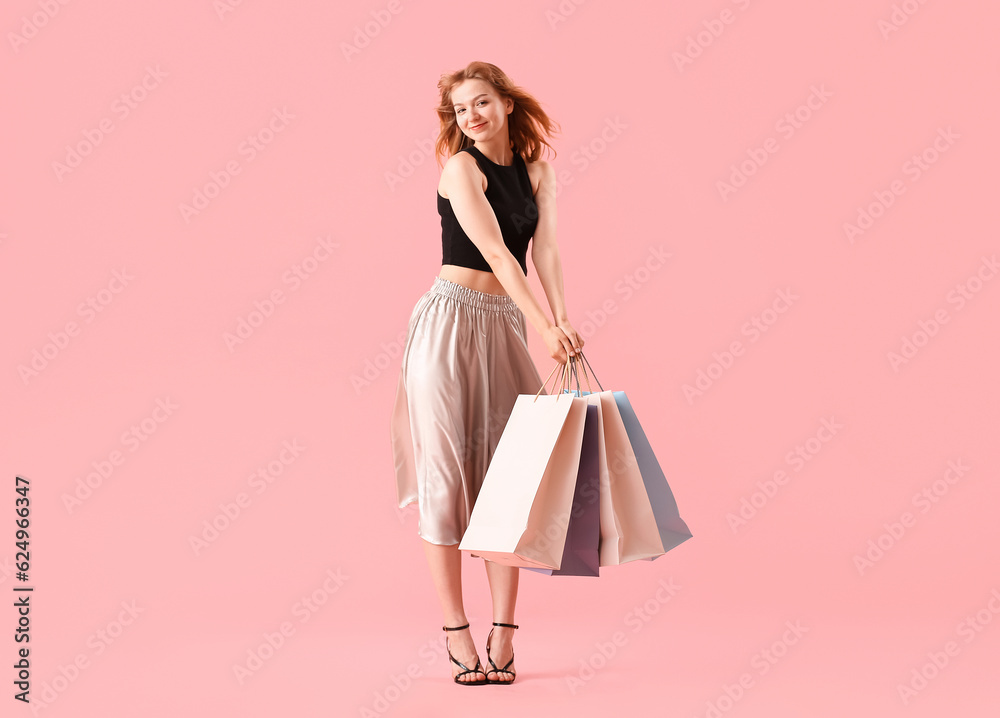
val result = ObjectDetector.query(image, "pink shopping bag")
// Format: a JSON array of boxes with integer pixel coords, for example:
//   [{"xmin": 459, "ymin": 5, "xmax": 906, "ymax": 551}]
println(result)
[{"xmin": 459, "ymin": 361, "xmax": 589, "ymax": 569}]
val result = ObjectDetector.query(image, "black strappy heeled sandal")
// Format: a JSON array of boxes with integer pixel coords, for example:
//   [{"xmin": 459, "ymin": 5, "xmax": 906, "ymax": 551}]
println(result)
[
  {"xmin": 484, "ymin": 621, "xmax": 519, "ymax": 685},
  {"xmin": 442, "ymin": 623, "xmax": 487, "ymax": 686}
]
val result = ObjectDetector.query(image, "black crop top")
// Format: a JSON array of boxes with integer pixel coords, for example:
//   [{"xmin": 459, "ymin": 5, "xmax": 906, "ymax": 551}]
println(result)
[{"xmin": 438, "ymin": 144, "xmax": 538, "ymax": 276}]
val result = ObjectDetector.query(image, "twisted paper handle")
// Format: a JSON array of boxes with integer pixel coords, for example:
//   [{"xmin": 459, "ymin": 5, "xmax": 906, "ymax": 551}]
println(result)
[{"xmin": 533, "ymin": 351, "xmax": 604, "ymax": 402}]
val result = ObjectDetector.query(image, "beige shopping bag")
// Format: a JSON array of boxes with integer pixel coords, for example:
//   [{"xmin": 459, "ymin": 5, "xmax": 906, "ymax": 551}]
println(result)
[
  {"xmin": 592, "ymin": 391, "xmax": 666, "ymax": 565},
  {"xmin": 459, "ymin": 362, "xmax": 589, "ymax": 569}
]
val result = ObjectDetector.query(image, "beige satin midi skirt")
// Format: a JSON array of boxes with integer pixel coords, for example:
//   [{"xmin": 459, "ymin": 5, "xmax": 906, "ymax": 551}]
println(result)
[{"xmin": 390, "ymin": 276, "xmax": 546, "ymax": 546}]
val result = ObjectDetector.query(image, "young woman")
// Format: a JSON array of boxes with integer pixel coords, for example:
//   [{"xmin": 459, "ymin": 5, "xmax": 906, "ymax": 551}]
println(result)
[{"xmin": 390, "ymin": 61, "xmax": 583, "ymax": 685}]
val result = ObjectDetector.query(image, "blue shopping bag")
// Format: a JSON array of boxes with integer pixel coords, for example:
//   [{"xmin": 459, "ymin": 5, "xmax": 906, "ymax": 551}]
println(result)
[{"xmin": 612, "ymin": 391, "xmax": 693, "ymax": 555}]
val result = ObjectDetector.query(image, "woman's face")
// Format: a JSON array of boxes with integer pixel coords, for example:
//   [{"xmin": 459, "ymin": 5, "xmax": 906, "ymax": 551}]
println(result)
[{"xmin": 451, "ymin": 79, "xmax": 512, "ymax": 142}]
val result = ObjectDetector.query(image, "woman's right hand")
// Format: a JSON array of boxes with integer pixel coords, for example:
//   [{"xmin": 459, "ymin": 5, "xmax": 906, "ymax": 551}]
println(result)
[{"xmin": 541, "ymin": 324, "xmax": 582, "ymax": 365}]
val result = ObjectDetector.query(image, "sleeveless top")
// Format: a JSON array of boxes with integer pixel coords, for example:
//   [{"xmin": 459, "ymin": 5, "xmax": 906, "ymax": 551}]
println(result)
[{"xmin": 438, "ymin": 144, "xmax": 537, "ymax": 276}]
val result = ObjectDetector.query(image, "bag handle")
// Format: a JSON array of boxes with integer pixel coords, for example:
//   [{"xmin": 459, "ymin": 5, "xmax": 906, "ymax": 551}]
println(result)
[
  {"xmin": 533, "ymin": 350, "xmax": 604, "ymax": 402},
  {"xmin": 577, "ymin": 350, "xmax": 604, "ymax": 392},
  {"xmin": 569, "ymin": 352, "xmax": 598, "ymax": 394},
  {"xmin": 533, "ymin": 362, "xmax": 569, "ymax": 401},
  {"xmin": 536, "ymin": 362, "xmax": 559, "ymax": 397},
  {"xmin": 566, "ymin": 355, "xmax": 586, "ymax": 395}
]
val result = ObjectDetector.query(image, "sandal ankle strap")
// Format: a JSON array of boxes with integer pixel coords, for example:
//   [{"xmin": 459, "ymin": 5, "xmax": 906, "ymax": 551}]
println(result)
[
  {"xmin": 443, "ymin": 623, "xmax": 470, "ymax": 632},
  {"xmin": 492, "ymin": 622, "xmax": 518, "ymax": 629}
]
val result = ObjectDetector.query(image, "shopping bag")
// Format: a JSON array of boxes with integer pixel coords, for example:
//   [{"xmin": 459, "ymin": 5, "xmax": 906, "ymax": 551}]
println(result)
[
  {"xmin": 564, "ymin": 354, "xmax": 692, "ymax": 564},
  {"xmin": 592, "ymin": 391, "xmax": 666, "ymax": 565},
  {"xmin": 523, "ymin": 403, "xmax": 601, "ymax": 577},
  {"xmin": 459, "ymin": 362, "xmax": 588, "ymax": 569},
  {"xmin": 612, "ymin": 391, "xmax": 693, "ymax": 555}
]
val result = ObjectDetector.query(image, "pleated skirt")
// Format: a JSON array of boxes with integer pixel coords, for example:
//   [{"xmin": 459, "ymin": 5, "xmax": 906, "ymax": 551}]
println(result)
[{"xmin": 390, "ymin": 276, "xmax": 546, "ymax": 546}]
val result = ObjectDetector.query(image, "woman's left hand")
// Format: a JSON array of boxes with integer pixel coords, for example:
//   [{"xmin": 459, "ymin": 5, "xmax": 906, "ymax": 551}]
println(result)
[{"xmin": 555, "ymin": 320, "xmax": 584, "ymax": 359}]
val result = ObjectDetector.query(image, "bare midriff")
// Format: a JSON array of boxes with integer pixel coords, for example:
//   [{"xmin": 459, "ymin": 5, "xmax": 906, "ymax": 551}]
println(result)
[{"xmin": 437, "ymin": 264, "xmax": 508, "ymax": 296}]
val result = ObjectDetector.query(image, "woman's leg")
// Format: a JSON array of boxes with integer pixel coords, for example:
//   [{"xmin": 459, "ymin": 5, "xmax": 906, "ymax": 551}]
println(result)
[
  {"xmin": 422, "ymin": 539, "xmax": 485, "ymax": 683},
  {"xmin": 483, "ymin": 560, "xmax": 518, "ymax": 682}
]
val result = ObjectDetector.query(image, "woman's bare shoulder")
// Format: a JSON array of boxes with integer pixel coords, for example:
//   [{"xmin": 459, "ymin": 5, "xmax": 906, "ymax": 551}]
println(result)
[
  {"xmin": 524, "ymin": 156, "xmax": 554, "ymax": 197},
  {"xmin": 439, "ymin": 151, "xmax": 485, "ymax": 199}
]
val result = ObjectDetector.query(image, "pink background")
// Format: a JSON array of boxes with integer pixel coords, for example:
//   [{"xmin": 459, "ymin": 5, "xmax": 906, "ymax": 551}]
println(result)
[{"xmin": 3, "ymin": 0, "xmax": 998, "ymax": 715}]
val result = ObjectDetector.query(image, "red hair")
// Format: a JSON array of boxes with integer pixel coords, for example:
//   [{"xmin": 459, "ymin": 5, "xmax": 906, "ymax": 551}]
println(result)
[{"xmin": 434, "ymin": 61, "xmax": 561, "ymax": 168}]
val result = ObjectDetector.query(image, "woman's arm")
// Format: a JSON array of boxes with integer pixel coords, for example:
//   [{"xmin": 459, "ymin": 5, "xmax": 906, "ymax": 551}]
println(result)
[
  {"xmin": 528, "ymin": 160, "xmax": 570, "ymax": 324},
  {"xmin": 442, "ymin": 155, "xmax": 555, "ymax": 336}
]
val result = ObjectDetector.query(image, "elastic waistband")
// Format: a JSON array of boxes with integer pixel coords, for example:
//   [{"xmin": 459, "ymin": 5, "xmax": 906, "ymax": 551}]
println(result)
[{"xmin": 430, "ymin": 276, "xmax": 518, "ymax": 312}]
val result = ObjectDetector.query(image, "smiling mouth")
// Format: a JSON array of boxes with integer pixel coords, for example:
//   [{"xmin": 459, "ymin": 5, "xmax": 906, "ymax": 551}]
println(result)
[{"xmin": 470, "ymin": 123, "xmax": 485, "ymax": 131}]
